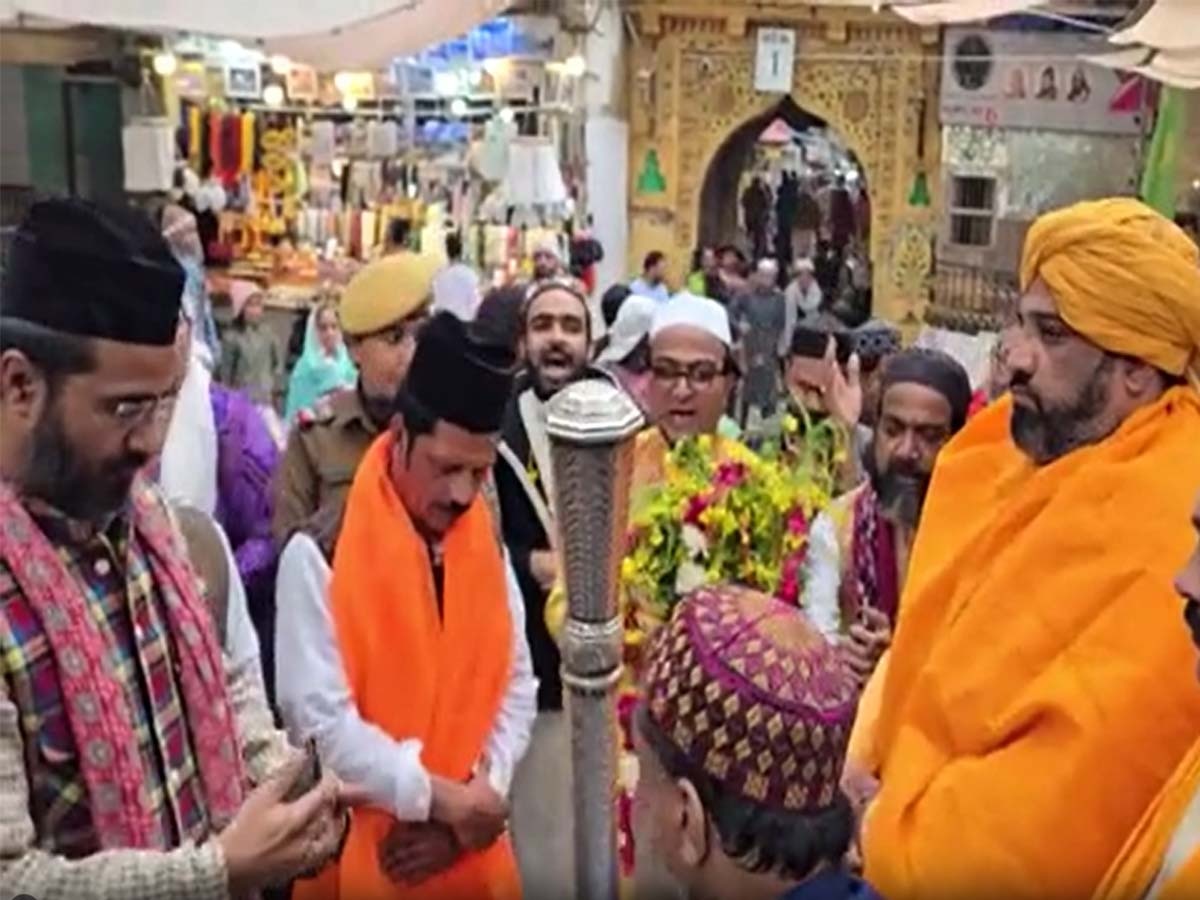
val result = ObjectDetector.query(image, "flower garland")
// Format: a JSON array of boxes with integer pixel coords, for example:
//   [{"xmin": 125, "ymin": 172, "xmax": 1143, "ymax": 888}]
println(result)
[{"xmin": 621, "ymin": 415, "xmax": 841, "ymax": 627}]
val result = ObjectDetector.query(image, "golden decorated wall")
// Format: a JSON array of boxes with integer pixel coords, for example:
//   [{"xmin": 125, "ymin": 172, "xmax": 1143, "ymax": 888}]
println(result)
[{"xmin": 624, "ymin": 2, "xmax": 942, "ymax": 326}]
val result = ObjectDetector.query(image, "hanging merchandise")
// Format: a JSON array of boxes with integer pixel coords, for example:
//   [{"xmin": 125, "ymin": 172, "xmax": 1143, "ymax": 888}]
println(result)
[
  {"xmin": 311, "ymin": 120, "xmax": 336, "ymax": 166},
  {"xmin": 187, "ymin": 104, "xmax": 203, "ymax": 171},
  {"xmin": 239, "ymin": 111, "xmax": 257, "ymax": 176},
  {"xmin": 478, "ymin": 114, "xmax": 516, "ymax": 181},
  {"xmin": 123, "ymin": 118, "xmax": 176, "ymax": 192},
  {"xmin": 367, "ymin": 119, "xmax": 399, "ymax": 159}
]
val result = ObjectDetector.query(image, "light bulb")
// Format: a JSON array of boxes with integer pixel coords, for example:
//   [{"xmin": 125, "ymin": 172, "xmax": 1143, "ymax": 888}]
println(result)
[
  {"xmin": 433, "ymin": 70, "xmax": 459, "ymax": 96},
  {"xmin": 341, "ymin": 94, "xmax": 359, "ymax": 112},
  {"xmin": 450, "ymin": 97, "xmax": 468, "ymax": 117},
  {"xmin": 334, "ymin": 71, "xmax": 353, "ymax": 93},
  {"xmin": 269, "ymin": 55, "xmax": 291, "ymax": 75},
  {"xmin": 564, "ymin": 54, "xmax": 587, "ymax": 78},
  {"xmin": 498, "ymin": 107, "xmax": 515, "ymax": 124},
  {"xmin": 467, "ymin": 67, "xmax": 483, "ymax": 88},
  {"xmin": 152, "ymin": 51, "xmax": 178, "ymax": 77},
  {"xmin": 263, "ymin": 83, "xmax": 285, "ymax": 107}
]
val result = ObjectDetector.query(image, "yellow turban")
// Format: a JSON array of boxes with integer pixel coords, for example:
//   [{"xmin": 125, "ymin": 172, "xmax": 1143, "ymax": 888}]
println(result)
[
  {"xmin": 339, "ymin": 253, "xmax": 436, "ymax": 337},
  {"xmin": 1020, "ymin": 197, "xmax": 1200, "ymax": 381}
]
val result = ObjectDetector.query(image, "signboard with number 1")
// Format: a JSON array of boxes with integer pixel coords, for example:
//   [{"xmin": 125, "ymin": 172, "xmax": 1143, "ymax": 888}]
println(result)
[{"xmin": 755, "ymin": 28, "xmax": 796, "ymax": 94}]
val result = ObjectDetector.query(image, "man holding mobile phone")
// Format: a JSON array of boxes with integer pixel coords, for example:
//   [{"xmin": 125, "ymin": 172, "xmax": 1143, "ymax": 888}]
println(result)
[{"xmin": 0, "ymin": 198, "xmax": 359, "ymax": 897}]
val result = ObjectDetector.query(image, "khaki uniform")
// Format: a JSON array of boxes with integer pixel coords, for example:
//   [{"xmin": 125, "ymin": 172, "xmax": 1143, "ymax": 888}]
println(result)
[{"xmin": 273, "ymin": 387, "xmax": 379, "ymax": 543}]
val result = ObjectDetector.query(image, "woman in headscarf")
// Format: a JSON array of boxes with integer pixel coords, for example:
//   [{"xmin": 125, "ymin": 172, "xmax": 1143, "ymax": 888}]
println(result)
[{"xmin": 284, "ymin": 298, "xmax": 358, "ymax": 423}]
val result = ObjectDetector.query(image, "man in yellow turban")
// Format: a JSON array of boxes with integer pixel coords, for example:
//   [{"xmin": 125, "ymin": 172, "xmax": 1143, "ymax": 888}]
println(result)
[{"xmin": 855, "ymin": 198, "xmax": 1200, "ymax": 899}]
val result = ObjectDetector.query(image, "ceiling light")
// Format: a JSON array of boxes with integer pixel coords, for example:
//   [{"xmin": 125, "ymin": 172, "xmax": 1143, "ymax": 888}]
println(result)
[
  {"xmin": 269, "ymin": 55, "xmax": 291, "ymax": 75},
  {"xmin": 152, "ymin": 51, "xmax": 178, "ymax": 77},
  {"xmin": 263, "ymin": 83, "xmax": 285, "ymax": 107},
  {"xmin": 499, "ymin": 107, "xmax": 515, "ymax": 124},
  {"xmin": 334, "ymin": 71, "xmax": 353, "ymax": 93},
  {"xmin": 341, "ymin": 94, "xmax": 359, "ymax": 112},
  {"xmin": 564, "ymin": 54, "xmax": 587, "ymax": 78},
  {"xmin": 450, "ymin": 97, "xmax": 468, "ymax": 117}
]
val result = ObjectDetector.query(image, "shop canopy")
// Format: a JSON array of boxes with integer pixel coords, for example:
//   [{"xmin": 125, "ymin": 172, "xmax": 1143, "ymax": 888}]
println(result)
[{"xmin": 0, "ymin": 0, "xmax": 507, "ymax": 69}]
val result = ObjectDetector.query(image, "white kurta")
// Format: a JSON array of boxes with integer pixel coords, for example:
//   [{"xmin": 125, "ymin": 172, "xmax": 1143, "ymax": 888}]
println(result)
[{"xmin": 274, "ymin": 533, "xmax": 537, "ymax": 821}]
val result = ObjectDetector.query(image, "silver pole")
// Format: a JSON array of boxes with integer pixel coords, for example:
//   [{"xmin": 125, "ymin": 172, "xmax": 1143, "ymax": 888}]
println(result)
[{"xmin": 546, "ymin": 379, "xmax": 644, "ymax": 900}]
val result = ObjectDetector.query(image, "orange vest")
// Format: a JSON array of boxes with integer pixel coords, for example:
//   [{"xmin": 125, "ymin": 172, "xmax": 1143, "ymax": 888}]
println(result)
[{"xmin": 295, "ymin": 434, "xmax": 518, "ymax": 900}]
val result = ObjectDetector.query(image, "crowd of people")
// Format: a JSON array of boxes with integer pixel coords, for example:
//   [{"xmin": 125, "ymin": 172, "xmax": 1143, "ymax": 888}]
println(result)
[{"xmin": 0, "ymin": 189, "xmax": 1198, "ymax": 900}]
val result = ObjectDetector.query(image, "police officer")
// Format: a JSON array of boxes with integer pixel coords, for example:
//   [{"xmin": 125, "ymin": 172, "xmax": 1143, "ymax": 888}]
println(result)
[{"xmin": 273, "ymin": 253, "xmax": 435, "ymax": 542}]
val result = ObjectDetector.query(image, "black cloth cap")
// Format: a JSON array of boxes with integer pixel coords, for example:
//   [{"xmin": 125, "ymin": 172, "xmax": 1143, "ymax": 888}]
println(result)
[
  {"xmin": 405, "ymin": 311, "xmax": 517, "ymax": 433},
  {"xmin": 852, "ymin": 319, "xmax": 902, "ymax": 363},
  {"xmin": 881, "ymin": 348, "xmax": 973, "ymax": 432},
  {"xmin": 1, "ymin": 197, "xmax": 184, "ymax": 346}
]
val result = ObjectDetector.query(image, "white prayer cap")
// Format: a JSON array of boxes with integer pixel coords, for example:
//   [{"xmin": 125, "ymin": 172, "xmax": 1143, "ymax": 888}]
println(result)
[
  {"xmin": 598, "ymin": 294, "xmax": 656, "ymax": 364},
  {"xmin": 649, "ymin": 292, "xmax": 732, "ymax": 348},
  {"xmin": 533, "ymin": 238, "xmax": 560, "ymax": 258},
  {"xmin": 757, "ymin": 258, "xmax": 779, "ymax": 274},
  {"xmin": 793, "ymin": 258, "xmax": 815, "ymax": 274}
]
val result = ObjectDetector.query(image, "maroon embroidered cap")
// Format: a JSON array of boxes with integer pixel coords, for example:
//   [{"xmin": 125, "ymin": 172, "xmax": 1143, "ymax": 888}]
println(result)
[{"xmin": 642, "ymin": 585, "xmax": 858, "ymax": 814}]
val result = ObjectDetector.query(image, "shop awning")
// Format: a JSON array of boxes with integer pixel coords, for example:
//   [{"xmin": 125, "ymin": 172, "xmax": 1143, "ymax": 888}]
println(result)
[
  {"xmin": 889, "ymin": 0, "xmax": 1040, "ymax": 26},
  {"xmin": 0, "ymin": 0, "xmax": 507, "ymax": 69}
]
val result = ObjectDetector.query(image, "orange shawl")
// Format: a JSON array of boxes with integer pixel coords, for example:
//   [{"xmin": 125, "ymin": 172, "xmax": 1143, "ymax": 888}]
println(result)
[
  {"xmin": 297, "ymin": 434, "xmax": 518, "ymax": 900},
  {"xmin": 863, "ymin": 388, "xmax": 1200, "ymax": 900},
  {"xmin": 1095, "ymin": 738, "xmax": 1200, "ymax": 900}
]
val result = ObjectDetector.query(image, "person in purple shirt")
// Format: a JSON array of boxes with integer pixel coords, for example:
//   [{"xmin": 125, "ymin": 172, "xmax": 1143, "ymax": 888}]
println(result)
[{"xmin": 633, "ymin": 585, "xmax": 884, "ymax": 900}]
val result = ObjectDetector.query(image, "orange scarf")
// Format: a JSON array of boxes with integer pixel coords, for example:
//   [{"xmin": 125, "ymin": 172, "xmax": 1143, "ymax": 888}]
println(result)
[
  {"xmin": 296, "ymin": 434, "xmax": 518, "ymax": 900},
  {"xmin": 863, "ymin": 389, "xmax": 1200, "ymax": 900},
  {"xmin": 1095, "ymin": 738, "xmax": 1200, "ymax": 900}
]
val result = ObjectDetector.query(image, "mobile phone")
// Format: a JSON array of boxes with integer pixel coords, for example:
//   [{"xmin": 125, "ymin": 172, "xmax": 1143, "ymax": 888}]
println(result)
[{"xmin": 283, "ymin": 738, "xmax": 322, "ymax": 802}]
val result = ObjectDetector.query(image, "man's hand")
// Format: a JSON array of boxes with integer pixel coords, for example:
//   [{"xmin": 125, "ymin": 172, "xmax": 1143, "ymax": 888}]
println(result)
[
  {"xmin": 841, "ymin": 759, "xmax": 880, "ymax": 874},
  {"xmin": 430, "ymin": 769, "xmax": 508, "ymax": 852},
  {"xmin": 378, "ymin": 822, "xmax": 462, "ymax": 885},
  {"xmin": 218, "ymin": 755, "xmax": 360, "ymax": 894},
  {"xmin": 823, "ymin": 337, "xmax": 863, "ymax": 430},
  {"xmin": 529, "ymin": 549, "xmax": 558, "ymax": 593},
  {"xmin": 840, "ymin": 607, "xmax": 892, "ymax": 686}
]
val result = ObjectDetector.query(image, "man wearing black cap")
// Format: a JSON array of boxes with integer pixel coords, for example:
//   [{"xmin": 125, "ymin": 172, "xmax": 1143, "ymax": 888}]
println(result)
[
  {"xmin": 0, "ymin": 198, "xmax": 353, "ymax": 895},
  {"xmin": 281, "ymin": 311, "xmax": 536, "ymax": 898},
  {"xmin": 801, "ymin": 348, "xmax": 972, "ymax": 686}
]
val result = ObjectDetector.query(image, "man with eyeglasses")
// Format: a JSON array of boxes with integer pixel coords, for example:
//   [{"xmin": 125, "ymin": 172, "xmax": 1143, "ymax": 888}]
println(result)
[
  {"xmin": 0, "ymin": 197, "xmax": 357, "ymax": 896},
  {"xmin": 273, "ymin": 253, "xmax": 435, "ymax": 543}
]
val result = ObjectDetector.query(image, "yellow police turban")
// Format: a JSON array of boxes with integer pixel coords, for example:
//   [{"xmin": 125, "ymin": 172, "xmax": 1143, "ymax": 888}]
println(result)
[
  {"xmin": 339, "ymin": 253, "xmax": 436, "ymax": 337},
  {"xmin": 1020, "ymin": 197, "xmax": 1200, "ymax": 382}
]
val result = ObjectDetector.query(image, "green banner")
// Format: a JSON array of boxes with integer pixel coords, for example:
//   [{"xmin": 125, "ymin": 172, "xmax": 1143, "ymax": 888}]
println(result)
[{"xmin": 1140, "ymin": 85, "xmax": 1187, "ymax": 218}]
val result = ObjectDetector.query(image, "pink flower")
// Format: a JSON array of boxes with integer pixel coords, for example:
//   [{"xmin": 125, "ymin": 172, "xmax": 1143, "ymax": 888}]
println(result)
[
  {"xmin": 787, "ymin": 508, "xmax": 810, "ymax": 537},
  {"xmin": 683, "ymin": 492, "xmax": 713, "ymax": 525},
  {"xmin": 714, "ymin": 461, "xmax": 747, "ymax": 488}
]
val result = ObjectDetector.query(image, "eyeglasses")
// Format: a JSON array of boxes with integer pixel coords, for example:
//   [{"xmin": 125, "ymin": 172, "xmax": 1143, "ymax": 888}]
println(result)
[
  {"xmin": 650, "ymin": 360, "xmax": 728, "ymax": 389},
  {"xmin": 107, "ymin": 390, "xmax": 180, "ymax": 429}
]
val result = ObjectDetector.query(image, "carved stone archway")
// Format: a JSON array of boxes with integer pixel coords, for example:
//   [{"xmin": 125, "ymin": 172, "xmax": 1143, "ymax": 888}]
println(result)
[{"xmin": 624, "ymin": 4, "xmax": 941, "ymax": 326}]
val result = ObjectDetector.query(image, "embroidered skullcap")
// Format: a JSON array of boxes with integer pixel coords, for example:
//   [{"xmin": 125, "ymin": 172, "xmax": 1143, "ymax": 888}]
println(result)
[
  {"xmin": 2, "ymin": 197, "xmax": 184, "ymax": 346},
  {"xmin": 851, "ymin": 319, "xmax": 902, "ymax": 363},
  {"xmin": 882, "ymin": 348, "xmax": 973, "ymax": 432},
  {"xmin": 642, "ymin": 585, "xmax": 858, "ymax": 815},
  {"xmin": 403, "ymin": 311, "xmax": 516, "ymax": 433},
  {"xmin": 650, "ymin": 293, "xmax": 732, "ymax": 348},
  {"xmin": 1020, "ymin": 197, "xmax": 1200, "ymax": 382},
  {"xmin": 340, "ymin": 253, "xmax": 436, "ymax": 337}
]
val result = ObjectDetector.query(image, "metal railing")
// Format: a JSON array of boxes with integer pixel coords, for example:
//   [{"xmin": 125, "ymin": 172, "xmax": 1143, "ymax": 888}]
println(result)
[{"xmin": 925, "ymin": 261, "xmax": 1018, "ymax": 334}]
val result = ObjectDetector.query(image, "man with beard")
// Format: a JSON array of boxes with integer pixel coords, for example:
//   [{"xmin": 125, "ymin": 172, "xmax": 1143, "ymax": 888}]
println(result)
[
  {"xmin": 851, "ymin": 198, "xmax": 1200, "ymax": 900},
  {"xmin": 800, "ymin": 349, "xmax": 971, "ymax": 683},
  {"xmin": 1094, "ymin": 493, "xmax": 1200, "ymax": 900},
  {"xmin": 285, "ymin": 312, "xmax": 536, "ymax": 900},
  {"xmin": 492, "ymin": 278, "xmax": 595, "ymax": 897},
  {"xmin": 273, "ymin": 252, "xmax": 434, "ymax": 542},
  {"xmin": 494, "ymin": 279, "xmax": 592, "ymax": 712},
  {"xmin": 531, "ymin": 239, "xmax": 564, "ymax": 281},
  {"xmin": 0, "ymin": 198, "xmax": 354, "ymax": 895}
]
